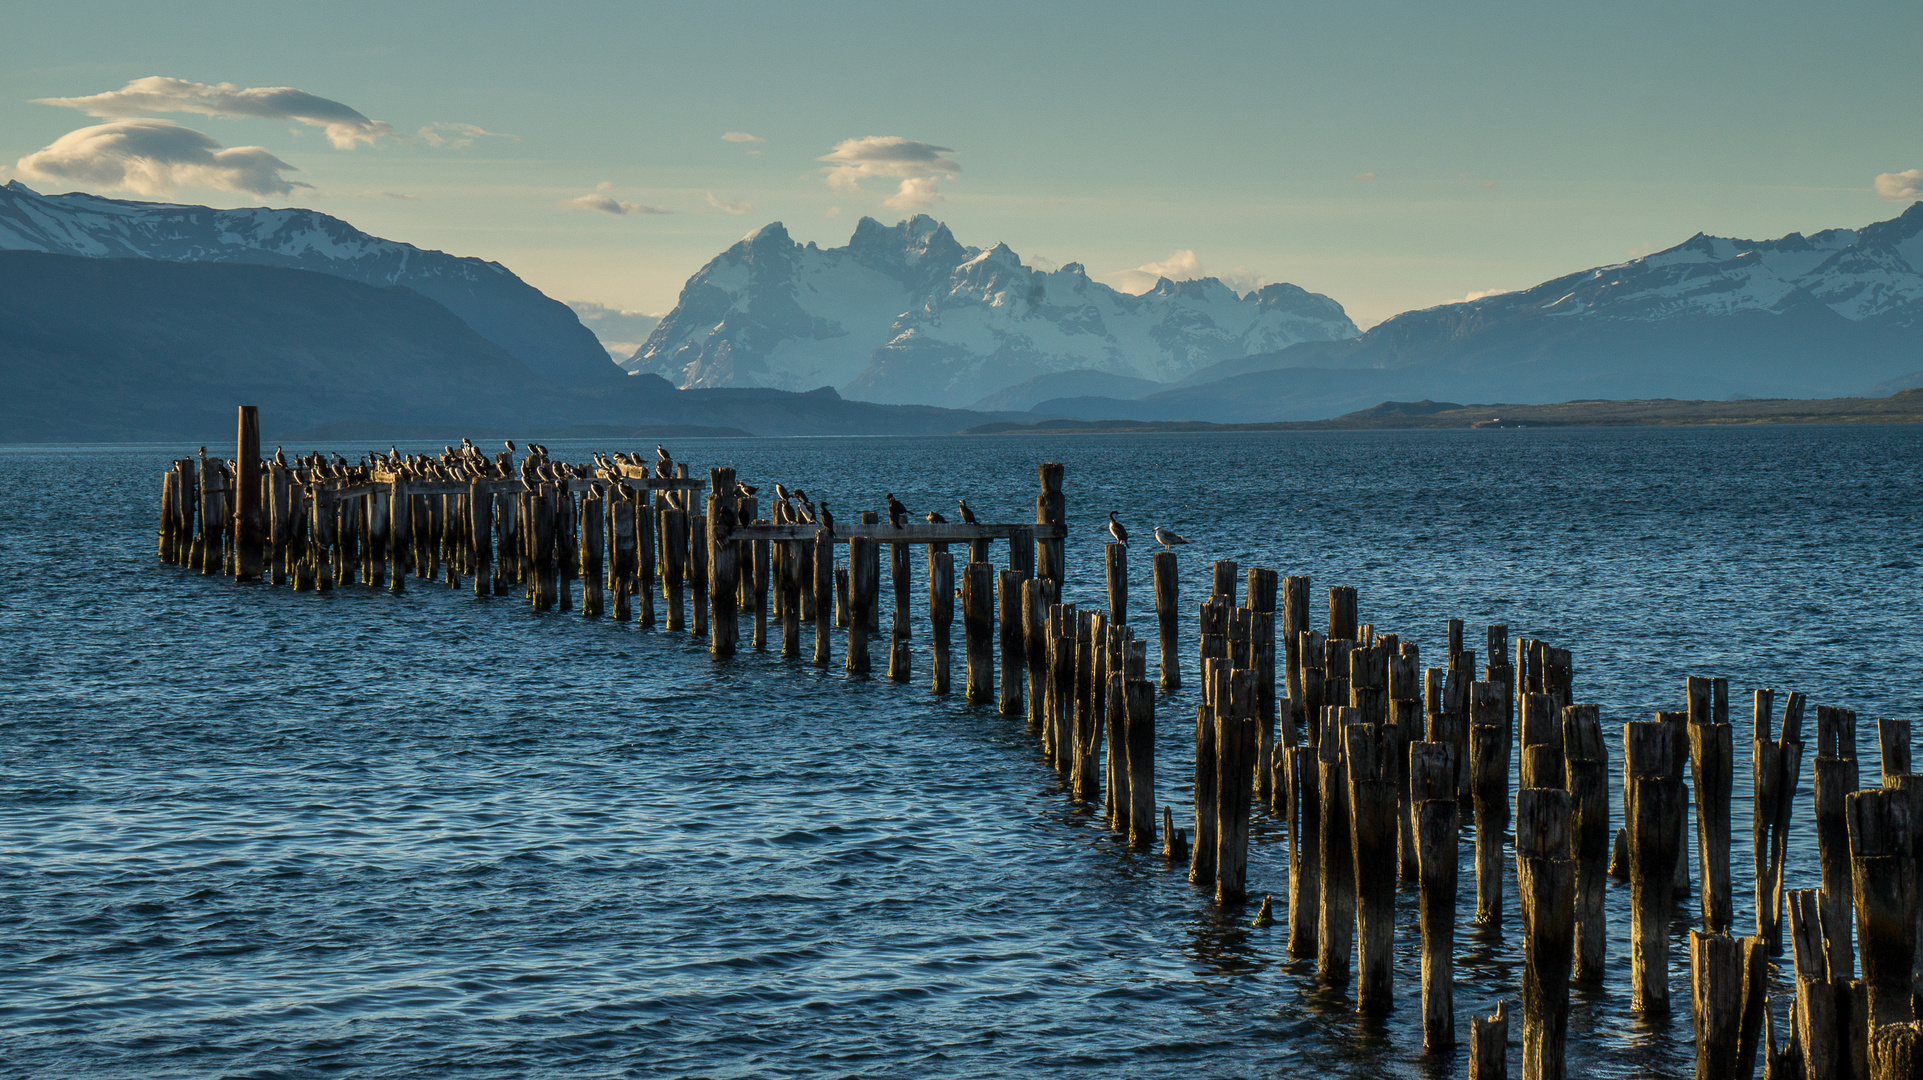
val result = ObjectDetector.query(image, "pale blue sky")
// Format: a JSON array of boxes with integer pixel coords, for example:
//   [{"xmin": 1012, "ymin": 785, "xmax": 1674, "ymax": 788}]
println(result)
[{"xmin": 2, "ymin": 0, "xmax": 1916, "ymax": 328}]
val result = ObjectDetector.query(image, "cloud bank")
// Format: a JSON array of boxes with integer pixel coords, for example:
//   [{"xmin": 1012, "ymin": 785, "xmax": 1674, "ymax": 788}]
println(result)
[
  {"xmin": 15, "ymin": 119, "xmax": 306, "ymax": 196},
  {"xmin": 819, "ymin": 136, "xmax": 958, "ymax": 209},
  {"xmin": 36, "ymin": 76, "xmax": 392, "ymax": 149},
  {"xmin": 1875, "ymin": 169, "xmax": 1923, "ymax": 201},
  {"xmin": 721, "ymin": 132, "xmax": 764, "ymax": 143},
  {"xmin": 416, "ymin": 122, "xmax": 516, "ymax": 149}
]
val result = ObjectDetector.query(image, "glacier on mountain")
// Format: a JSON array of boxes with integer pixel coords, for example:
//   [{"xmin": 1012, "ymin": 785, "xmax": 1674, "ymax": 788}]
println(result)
[
  {"xmin": 624, "ymin": 215, "xmax": 1359, "ymax": 406},
  {"xmin": 0, "ymin": 181, "xmax": 617, "ymax": 387}
]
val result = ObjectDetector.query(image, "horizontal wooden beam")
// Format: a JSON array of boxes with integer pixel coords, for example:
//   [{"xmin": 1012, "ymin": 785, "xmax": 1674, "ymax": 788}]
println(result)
[{"xmin": 724, "ymin": 521, "xmax": 1061, "ymax": 544}]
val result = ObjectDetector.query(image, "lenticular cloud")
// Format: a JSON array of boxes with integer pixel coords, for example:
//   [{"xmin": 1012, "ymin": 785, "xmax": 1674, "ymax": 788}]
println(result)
[
  {"xmin": 35, "ymin": 76, "xmax": 392, "ymax": 149},
  {"xmin": 818, "ymin": 136, "xmax": 959, "ymax": 208},
  {"xmin": 15, "ymin": 119, "xmax": 307, "ymax": 196}
]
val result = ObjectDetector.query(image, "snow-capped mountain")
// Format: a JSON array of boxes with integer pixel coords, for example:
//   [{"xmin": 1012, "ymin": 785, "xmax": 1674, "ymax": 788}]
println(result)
[
  {"xmin": 625, "ymin": 215, "xmax": 1359, "ymax": 406},
  {"xmin": 1426, "ymin": 200, "xmax": 1923, "ymax": 330},
  {"xmin": 0, "ymin": 181, "xmax": 616, "ymax": 387}
]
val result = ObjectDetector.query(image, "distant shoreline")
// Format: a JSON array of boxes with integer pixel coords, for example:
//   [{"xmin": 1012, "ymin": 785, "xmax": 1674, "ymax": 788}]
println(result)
[{"xmin": 960, "ymin": 388, "xmax": 1923, "ymax": 435}]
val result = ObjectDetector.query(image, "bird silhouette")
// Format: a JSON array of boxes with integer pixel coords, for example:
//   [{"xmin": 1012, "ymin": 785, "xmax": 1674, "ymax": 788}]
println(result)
[
  {"xmin": 957, "ymin": 498, "xmax": 977, "ymax": 525},
  {"xmin": 1108, "ymin": 512, "xmax": 1128, "ymax": 547},
  {"xmin": 926, "ymin": 511, "xmax": 948, "ymax": 524},
  {"xmin": 1153, "ymin": 526, "xmax": 1189, "ymax": 551},
  {"xmin": 886, "ymin": 493, "xmax": 908, "ymax": 528},
  {"xmin": 817, "ymin": 502, "xmax": 835, "ymax": 537}
]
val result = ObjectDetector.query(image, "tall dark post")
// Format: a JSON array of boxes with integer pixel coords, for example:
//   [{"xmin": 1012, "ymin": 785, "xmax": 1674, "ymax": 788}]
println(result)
[
  {"xmin": 1035, "ymin": 463, "xmax": 1065, "ymax": 591},
  {"xmin": 233, "ymin": 406, "xmax": 264, "ymax": 581}
]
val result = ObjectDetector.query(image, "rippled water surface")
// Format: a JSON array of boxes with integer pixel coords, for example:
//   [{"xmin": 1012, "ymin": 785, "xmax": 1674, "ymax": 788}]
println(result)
[{"xmin": 4, "ymin": 426, "xmax": 1921, "ymax": 1079}]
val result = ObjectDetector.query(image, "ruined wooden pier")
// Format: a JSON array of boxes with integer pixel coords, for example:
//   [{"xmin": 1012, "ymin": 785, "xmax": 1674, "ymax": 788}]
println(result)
[{"xmin": 155, "ymin": 406, "xmax": 1923, "ymax": 1080}]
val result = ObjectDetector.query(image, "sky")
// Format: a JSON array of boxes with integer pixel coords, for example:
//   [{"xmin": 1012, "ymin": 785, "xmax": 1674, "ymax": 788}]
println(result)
[{"xmin": 2, "ymin": 0, "xmax": 1918, "ymax": 332}]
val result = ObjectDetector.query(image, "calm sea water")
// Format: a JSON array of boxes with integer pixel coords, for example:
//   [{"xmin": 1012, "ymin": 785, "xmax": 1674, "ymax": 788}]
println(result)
[{"xmin": 4, "ymin": 425, "xmax": 1920, "ymax": 1079}]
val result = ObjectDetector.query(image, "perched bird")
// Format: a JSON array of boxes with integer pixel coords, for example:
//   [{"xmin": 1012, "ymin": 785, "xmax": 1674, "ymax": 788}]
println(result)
[
  {"xmin": 817, "ymin": 501, "xmax": 835, "ymax": 537},
  {"xmin": 1107, "ymin": 511, "xmax": 1128, "ymax": 548},
  {"xmin": 505, "ymin": 439, "xmax": 516, "ymax": 454},
  {"xmin": 773, "ymin": 482, "xmax": 791, "ymax": 503},
  {"xmin": 886, "ymin": 492, "xmax": 908, "ymax": 528},
  {"xmin": 1153, "ymin": 526, "xmax": 1189, "ymax": 551},
  {"xmin": 957, "ymin": 498, "xmax": 978, "ymax": 525},
  {"xmin": 655, "ymin": 444, "xmax": 672, "ymax": 472},
  {"xmin": 925, "ymin": 511, "xmax": 948, "ymax": 524},
  {"xmin": 273, "ymin": 445, "xmax": 287, "ymax": 467},
  {"xmin": 736, "ymin": 481, "xmax": 758, "ymax": 497}
]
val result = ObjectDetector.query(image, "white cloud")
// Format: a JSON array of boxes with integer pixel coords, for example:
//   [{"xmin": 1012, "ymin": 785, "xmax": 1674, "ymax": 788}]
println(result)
[
  {"xmin": 1110, "ymin": 249, "xmax": 1206, "ymax": 294},
  {"xmin": 1352, "ymin": 171, "xmax": 1378, "ymax": 181},
  {"xmin": 563, "ymin": 183, "xmax": 669, "ymax": 216},
  {"xmin": 824, "ymin": 206, "xmax": 844, "ymax": 218},
  {"xmin": 1026, "ymin": 254, "xmax": 1060, "ymax": 273},
  {"xmin": 722, "ymin": 131, "xmax": 764, "ymax": 143},
  {"xmin": 818, "ymin": 135, "xmax": 959, "ymax": 208},
  {"xmin": 569, "ymin": 301, "xmax": 663, "ymax": 358},
  {"xmin": 1448, "ymin": 288, "xmax": 1509, "ymax": 304},
  {"xmin": 415, "ymin": 122, "xmax": 516, "ymax": 149},
  {"xmin": 35, "ymin": 76, "xmax": 391, "ymax": 149},
  {"xmin": 339, "ymin": 189, "xmax": 418, "ymax": 200},
  {"xmin": 1219, "ymin": 268, "xmax": 1272, "ymax": 295},
  {"xmin": 15, "ymin": 119, "xmax": 306, "ymax": 196},
  {"xmin": 705, "ymin": 191, "xmax": 753, "ymax": 215},
  {"xmin": 882, "ymin": 175, "xmax": 943, "ymax": 210},
  {"xmin": 1874, "ymin": 169, "xmax": 1923, "ymax": 201}
]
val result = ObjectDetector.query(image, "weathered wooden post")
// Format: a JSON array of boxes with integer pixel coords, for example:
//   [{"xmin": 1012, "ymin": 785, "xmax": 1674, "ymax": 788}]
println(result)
[
  {"xmin": 1153, "ymin": 551, "xmax": 1179, "ymax": 690},
  {"xmin": 1755, "ymin": 690, "xmax": 1807, "ymax": 953},
  {"xmin": 781, "ymin": 541, "xmax": 803, "ymax": 660},
  {"xmin": 963, "ymin": 559, "xmax": 995, "ymax": 703},
  {"xmin": 1216, "ymin": 669, "xmax": 1258, "ymax": 906},
  {"xmin": 387, "ymin": 480, "xmax": 410, "ymax": 594},
  {"xmin": 1516, "ymin": 787, "xmax": 1574, "ymax": 1080},
  {"xmin": 1074, "ymin": 612, "xmax": 1105, "ymax": 802},
  {"xmin": 1790, "ymin": 889, "xmax": 1844, "ymax": 1080},
  {"xmin": 1023, "ymin": 578, "xmax": 1049, "ymax": 730},
  {"xmin": 1472, "ymin": 680, "xmax": 1510, "ymax": 928},
  {"xmin": 1104, "ymin": 542, "xmax": 1127, "ymax": 627},
  {"xmin": 1816, "ymin": 705, "xmax": 1862, "ymax": 981},
  {"xmin": 1470, "ymin": 1001, "xmax": 1510, "ymax": 1080},
  {"xmin": 1870, "ymin": 1024, "xmax": 1923, "ymax": 1080},
  {"xmin": 1348, "ymin": 721, "xmax": 1398, "ymax": 1013},
  {"xmin": 845, "ymin": 535, "xmax": 877, "ymax": 673},
  {"xmin": 687, "ymin": 507, "xmax": 708, "ymax": 635},
  {"xmin": 1689, "ymin": 931, "xmax": 1770, "ymax": 1080},
  {"xmin": 1327, "ymin": 585, "xmax": 1357, "ymax": 640},
  {"xmin": 1190, "ymin": 701, "xmax": 1218, "ymax": 888},
  {"xmin": 1411, "ymin": 740, "xmax": 1458, "ymax": 1051},
  {"xmin": 232, "ymin": 406, "xmax": 264, "ymax": 581},
  {"xmin": 1691, "ymin": 704, "xmax": 1736, "ymax": 933},
  {"xmin": 1849, "ymin": 788, "xmax": 1917, "ymax": 1031},
  {"xmin": 1318, "ymin": 707, "xmax": 1356, "ymax": 986},
  {"xmin": 706, "ymin": 470, "xmax": 736, "ymax": 651},
  {"xmin": 1562, "ymin": 704, "xmax": 1609, "ymax": 982},
  {"xmin": 579, "ymin": 487, "xmax": 603, "ymax": 616},
  {"xmin": 1035, "ymin": 463, "xmax": 1065, "ymax": 592},
  {"xmin": 1246, "ymin": 568, "xmax": 1278, "ymax": 805},
  {"xmin": 1626, "ymin": 718, "xmax": 1681, "ymax": 1015},
  {"xmin": 929, "ymin": 549, "xmax": 954, "ymax": 692},
  {"xmin": 998, "ymin": 569, "xmax": 1025, "ymax": 716},
  {"xmin": 1125, "ymin": 675, "xmax": 1156, "ymax": 850},
  {"xmin": 610, "ymin": 490, "xmax": 635, "ymax": 620},
  {"xmin": 891, "ymin": 539, "xmax": 911, "ymax": 644},
  {"xmin": 751, "ymin": 530, "xmax": 770, "ymax": 649},
  {"xmin": 812, "ymin": 529, "xmax": 833, "ymax": 667},
  {"xmin": 1879, "ymin": 718, "xmax": 1911, "ymax": 785},
  {"xmin": 661, "ymin": 506, "xmax": 686, "ymax": 630}
]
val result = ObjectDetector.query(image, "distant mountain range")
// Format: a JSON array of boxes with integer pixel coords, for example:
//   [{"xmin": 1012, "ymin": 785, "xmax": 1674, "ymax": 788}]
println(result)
[
  {"xmin": 1026, "ymin": 202, "xmax": 1923, "ymax": 421},
  {"xmin": 0, "ymin": 181, "xmax": 619, "ymax": 387},
  {"xmin": 624, "ymin": 215, "xmax": 1360, "ymax": 407}
]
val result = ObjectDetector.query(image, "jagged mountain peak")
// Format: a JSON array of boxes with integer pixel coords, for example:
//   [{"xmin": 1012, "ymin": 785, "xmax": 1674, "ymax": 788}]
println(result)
[{"xmin": 627, "ymin": 215, "xmax": 1358, "ymax": 406}]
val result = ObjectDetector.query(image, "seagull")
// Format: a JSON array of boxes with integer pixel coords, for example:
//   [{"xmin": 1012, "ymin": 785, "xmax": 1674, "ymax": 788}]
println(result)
[
  {"xmin": 957, "ymin": 498, "xmax": 977, "ymax": 525},
  {"xmin": 886, "ymin": 493, "xmax": 908, "ymax": 528},
  {"xmin": 1107, "ymin": 512, "xmax": 1128, "ymax": 548},
  {"xmin": 1153, "ymin": 526, "xmax": 1189, "ymax": 551}
]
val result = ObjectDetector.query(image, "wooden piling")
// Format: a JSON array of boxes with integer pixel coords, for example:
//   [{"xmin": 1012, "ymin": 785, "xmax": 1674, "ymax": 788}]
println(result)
[
  {"xmin": 783, "ymin": 541, "xmax": 804, "ymax": 661},
  {"xmin": 1349, "ymin": 721, "xmax": 1398, "ymax": 1012},
  {"xmin": 1470, "ymin": 1001, "xmax": 1510, "ymax": 1080},
  {"xmin": 1286, "ymin": 741, "xmax": 1319, "ymax": 960},
  {"xmin": 1880, "ymin": 718, "xmax": 1912, "ymax": 785},
  {"xmin": 661, "ymin": 507, "xmax": 686, "ymax": 630},
  {"xmin": 1153, "ymin": 551, "xmax": 1180, "ymax": 690},
  {"xmin": 1690, "ymin": 931, "xmax": 1770, "ymax": 1080},
  {"xmin": 580, "ymin": 488, "xmax": 604, "ymax": 617},
  {"xmin": 1216, "ymin": 670, "xmax": 1258, "ymax": 905},
  {"xmin": 1125, "ymin": 676, "xmax": 1156, "ymax": 850},
  {"xmin": 1562, "ymin": 704, "xmax": 1610, "ymax": 983},
  {"xmin": 928, "ymin": 549, "xmax": 954, "ymax": 692},
  {"xmin": 1411, "ymin": 740, "xmax": 1458, "ymax": 1051},
  {"xmin": 1023, "ymin": 578, "xmax": 1049, "ymax": 729},
  {"xmin": 891, "ymin": 539, "xmax": 911, "ymax": 645},
  {"xmin": 846, "ymin": 535, "xmax": 877, "ymax": 674},
  {"xmin": 1517, "ymin": 787, "xmax": 1574, "ymax": 1080},
  {"xmin": 999, "ymin": 569, "xmax": 1024, "ymax": 716},
  {"xmin": 1790, "ymin": 889, "xmax": 1845, "ymax": 1080},
  {"xmin": 232, "ymin": 407, "xmax": 263, "ymax": 580},
  {"xmin": 1626, "ymin": 718, "xmax": 1682, "ymax": 1015},
  {"xmin": 1190, "ymin": 702, "xmax": 1218, "ymax": 887},
  {"xmin": 1816, "ymin": 708, "xmax": 1863, "ymax": 981},
  {"xmin": 1327, "ymin": 586, "xmax": 1357, "ymax": 640},
  {"xmin": 1035, "ymin": 463, "xmax": 1065, "ymax": 591},
  {"xmin": 1756, "ymin": 689, "xmax": 1807, "ymax": 953},
  {"xmin": 1318, "ymin": 707, "xmax": 1356, "ymax": 985},
  {"xmin": 1104, "ymin": 542, "xmax": 1127, "ymax": 627},
  {"xmin": 1472, "ymin": 681, "xmax": 1510, "ymax": 928},
  {"xmin": 961, "ymin": 559, "xmax": 995, "ymax": 703},
  {"xmin": 1691, "ymin": 709, "xmax": 1736, "ymax": 933},
  {"xmin": 1848, "ymin": 788, "xmax": 1918, "ymax": 1030},
  {"xmin": 751, "ymin": 534, "xmax": 770, "ymax": 649}
]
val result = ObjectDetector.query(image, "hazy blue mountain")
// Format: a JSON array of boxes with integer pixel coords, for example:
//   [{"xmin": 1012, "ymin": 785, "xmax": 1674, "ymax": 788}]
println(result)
[
  {"xmin": 626, "ymin": 215, "xmax": 1359, "ymax": 407},
  {"xmin": 1047, "ymin": 203, "xmax": 1923, "ymax": 421},
  {"xmin": 968, "ymin": 368, "xmax": 1168, "ymax": 411},
  {"xmin": 0, "ymin": 181, "xmax": 620, "ymax": 387}
]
